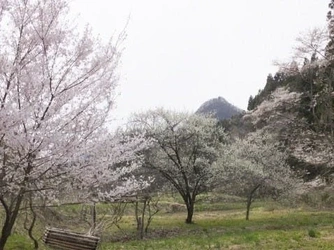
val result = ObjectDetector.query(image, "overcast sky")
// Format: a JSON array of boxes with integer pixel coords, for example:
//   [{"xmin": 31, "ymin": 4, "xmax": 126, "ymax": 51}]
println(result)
[{"xmin": 70, "ymin": 0, "xmax": 328, "ymax": 126}]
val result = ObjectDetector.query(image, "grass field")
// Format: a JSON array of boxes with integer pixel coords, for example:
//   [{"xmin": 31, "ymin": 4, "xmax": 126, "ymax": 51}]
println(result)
[
  {"xmin": 3, "ymin": 197, "xmax": 334, "ymax": 249},
  {"xmin": 99, "ymin": 207, "xmax": 334, "ymax": 249}
]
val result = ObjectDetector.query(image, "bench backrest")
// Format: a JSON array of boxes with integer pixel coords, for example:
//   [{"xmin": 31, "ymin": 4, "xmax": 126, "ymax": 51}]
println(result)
[{"xmin": 43, "ymin": 228, "xmax": 100, "ymax": 250}]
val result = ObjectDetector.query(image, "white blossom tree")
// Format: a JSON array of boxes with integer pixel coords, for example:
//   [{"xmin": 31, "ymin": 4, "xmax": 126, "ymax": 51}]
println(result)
[
  {"xmin": 128, "ymin": 108, "xmax": 227, "ymax": 224},
  {"xmin": 223, "ymin": 133, "xmax": 301, "ymax": 220},
  {"xmin": 0, "ymin": 0, "xmax": 147, "ymax": 248},
  {"xmin": 60, "ymin": 130, "xmax": 152, "ymax": 203}
]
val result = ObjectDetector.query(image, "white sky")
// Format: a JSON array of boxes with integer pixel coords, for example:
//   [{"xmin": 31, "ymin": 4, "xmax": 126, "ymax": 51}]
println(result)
[{"xmin": 70, "ymin": 0, "xmax": 328, "ymax": 126}]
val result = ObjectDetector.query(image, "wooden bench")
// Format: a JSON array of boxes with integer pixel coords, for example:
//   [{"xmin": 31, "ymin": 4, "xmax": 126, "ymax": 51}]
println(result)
[{"xmin": 43, "ymin": 228, "xmax": 100, "ymax": 250}]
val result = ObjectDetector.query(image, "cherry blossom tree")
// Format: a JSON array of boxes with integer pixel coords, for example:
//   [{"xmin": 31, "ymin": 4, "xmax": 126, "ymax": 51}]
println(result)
[
  {"xmin": 274, "ymin": 1, "xmax": 334, "ymax": 135},
  {"xmin": 223, "ymin": 132, "xmax": 301, "ymax": 220},
  {"xmin": 128, "ymin": 108, "xmax": 228, "ymax": 224},
  {"xmin": 0, "ymin": 0, "xmax": 146, "ymax": 248}
]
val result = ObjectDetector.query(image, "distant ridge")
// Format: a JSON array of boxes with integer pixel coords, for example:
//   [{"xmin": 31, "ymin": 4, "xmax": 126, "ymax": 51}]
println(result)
[{"xmin": 196, "ymin": 97, "xmax": 243, "ymax": 120}]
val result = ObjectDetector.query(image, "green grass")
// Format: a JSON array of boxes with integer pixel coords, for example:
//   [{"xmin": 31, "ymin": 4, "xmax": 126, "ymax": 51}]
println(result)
[
  {"xmin": 100, "ymin": 207, "xmax": 334, "ymax": 250},
  {"xmin": 2, "ymin": 196, "xmax": 334, "ymax": 249},
  {"xmin": 5, "ymin": 234, "xmax": 36, "ymax": 250}
]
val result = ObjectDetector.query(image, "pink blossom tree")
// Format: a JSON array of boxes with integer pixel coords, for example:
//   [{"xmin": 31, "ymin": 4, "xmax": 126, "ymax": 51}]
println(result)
[{"xmin": 0, "ymin": 0, "xmax": 147, "ymax": 248}]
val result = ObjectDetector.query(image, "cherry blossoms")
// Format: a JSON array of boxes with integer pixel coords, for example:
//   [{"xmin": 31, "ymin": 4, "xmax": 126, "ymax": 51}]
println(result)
[{"xmin": 0, "ymin": 0, "xmax": 148, "ymax": 247}]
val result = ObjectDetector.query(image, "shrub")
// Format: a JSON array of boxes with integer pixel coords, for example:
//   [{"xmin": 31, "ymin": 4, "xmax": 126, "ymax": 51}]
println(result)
[{"xmin": 308, "ymin": 228, "xmax": 319, "ymax": 238}]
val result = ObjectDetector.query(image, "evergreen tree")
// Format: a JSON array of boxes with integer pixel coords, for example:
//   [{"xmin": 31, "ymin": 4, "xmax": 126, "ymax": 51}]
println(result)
[
  {"xmin": 318, "ymin": 0, "xmax": 334, "ymax": 134},
  {"xmin": 263, "ymin": 74, "xmax": 275, "ymax": 94},
  {"xmin": 247, "ymin": 95, "xmax": 254, "ymax": 111},
  {"xmin": 326, "ymin": 0, "xmax": 334, "ymax": 60}
]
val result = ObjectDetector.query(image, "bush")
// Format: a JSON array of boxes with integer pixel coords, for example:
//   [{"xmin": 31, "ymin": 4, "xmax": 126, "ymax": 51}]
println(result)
[{"xmin": 308, "ymin": 228, "xmax": 319, "ymax": 238}]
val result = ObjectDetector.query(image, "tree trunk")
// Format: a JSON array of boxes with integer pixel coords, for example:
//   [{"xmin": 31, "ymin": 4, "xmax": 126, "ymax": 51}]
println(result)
[
  {"xmin": 135, "ymin": 198, "xmax": 147, "ymax": 239},
  {"xmin": 328, "ymin": 69, "xmax": 334, "ymax": 136},
  {"xmin": 185, "ymin": 201, "xmax": 194, "ymax": 224},
  {"xmin": 0, "ymin": 195, "xmax": 24, "ymax": 250},
  {"xmin": 245, "ymin": 184, "xmax": 261, "ymax": 221},
  {"xmin": 246, "ymin": 194, "xmax": 252, "ymax": 221},
  {"xmin": 24, "ymin": 196, "xmax": 38, "ymax": 250},
  {"xmin": 139, "ymin": 199, "xmax": 147, "ymax": 239},
  {"xmin": 0, "ymin": 226, "xmax": 11, "ymax": 250},
  {"xmin": 92, "ymin": 202, "xmax": 96, "ymax": 232}
]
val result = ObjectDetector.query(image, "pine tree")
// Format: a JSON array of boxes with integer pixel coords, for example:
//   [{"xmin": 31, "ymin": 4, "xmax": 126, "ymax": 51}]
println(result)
[
  {"xmin": 326, "ymin": 0, "xmax": 334, "ymax": 60},
  {"xmin": 319, "ymin": 0, "xmax": 334, "ymax": 134},
  {"xmin": 247, "ymin": 95, "xmax": 255, "ymax": 111}
]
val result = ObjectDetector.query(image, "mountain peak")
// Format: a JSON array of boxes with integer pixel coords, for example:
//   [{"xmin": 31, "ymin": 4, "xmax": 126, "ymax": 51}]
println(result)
[
  {"xmin": 217, "ymin": 96, "xmax": 227, "ymax": 102},
  {"xmin": 196, "ymin": 97, "xmax": 243, "ymax": 120}
]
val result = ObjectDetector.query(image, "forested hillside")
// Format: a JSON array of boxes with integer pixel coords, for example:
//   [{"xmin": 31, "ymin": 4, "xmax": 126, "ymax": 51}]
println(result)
[{"xmin": 230, "ymin": 4, "xmax": 334, "ymax": 181}]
